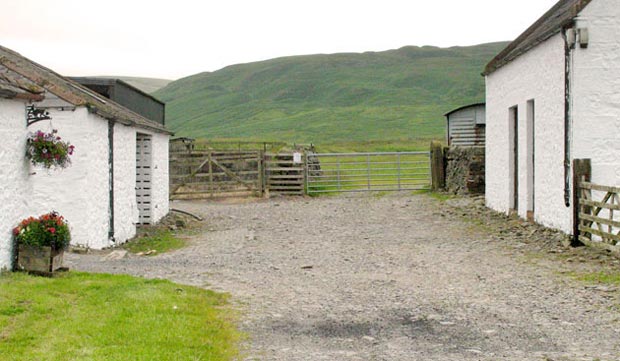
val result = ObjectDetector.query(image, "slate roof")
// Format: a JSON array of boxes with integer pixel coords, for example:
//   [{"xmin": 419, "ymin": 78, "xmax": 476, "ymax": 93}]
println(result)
[
  {"xmin": 0, "ymin": 65, "xmax": 45, "ymax": 101},
  {"xmin": 483, "ymin": 0, "xmax": 593, "ymax": 75},
  {"xmin": 0, "ymin": 45, "xmax": 171, "ymax": 134}
]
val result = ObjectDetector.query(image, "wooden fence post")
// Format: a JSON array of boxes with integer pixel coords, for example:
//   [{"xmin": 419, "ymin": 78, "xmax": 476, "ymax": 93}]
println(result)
[
  {"xmin": 572, "ymin": 158, "xmax": 591, "ymax": 246},
  {"xmin": 430, "ymin": 141, "xmax": 445, "ymax": 191}
]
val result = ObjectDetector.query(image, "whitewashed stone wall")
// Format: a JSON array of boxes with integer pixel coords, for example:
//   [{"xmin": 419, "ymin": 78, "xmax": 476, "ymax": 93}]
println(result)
[
  {"xmin": 28, "ymin": 108, "xmax": 111, "ymax": 249},
  {"xmin": 149, "ymin": 132, "xmax": 170, "ymax": 223},
  {"xmin": 0, "ymin": 99, "xmax": 30, "ymax": 270},
  {"xmin": 113, "ymin": 123, "xmax": 138, "ymax": 244},
  {"xmin": 572, "ymin": 0, "xmax": 620, "ymax": 187},
  {"xmin": 113, "ymin": 127, "xmax": 169, "ymax": 244},
  {"xmin": 486, "ymin": 34, "xmax": 569, "ymax": 232},
  {"xmin": 487, "ymin": 0, "xmax": 620, "ymax": 235},
  {"xmin": 1, "ymin": 96, "xmax": 170, "ymax": 265}
]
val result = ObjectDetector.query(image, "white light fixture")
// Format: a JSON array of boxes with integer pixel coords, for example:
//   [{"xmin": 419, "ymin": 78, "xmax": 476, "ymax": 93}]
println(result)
[{"xmin": 578, "ymin": 28, "xmax": 589, "ymax": 48}]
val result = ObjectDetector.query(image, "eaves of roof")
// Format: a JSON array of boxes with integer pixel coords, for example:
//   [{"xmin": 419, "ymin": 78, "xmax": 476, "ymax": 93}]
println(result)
[
  {"xmin": 483, "ymin": 0, "xmax": 593, "ymax": 76},
  {"xmin": 0, "ymin": 45, "xmax": 172, "ymax": 135}
]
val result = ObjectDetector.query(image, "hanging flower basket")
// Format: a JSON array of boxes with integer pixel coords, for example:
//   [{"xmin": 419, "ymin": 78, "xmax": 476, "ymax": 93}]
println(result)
[
  {"xmin": 13, "ymin": 211, "xmax": 71, "ymax": 274},
  {"xmin": 26, "ymin": 130, "xmax": 75, "ymax": 169}
]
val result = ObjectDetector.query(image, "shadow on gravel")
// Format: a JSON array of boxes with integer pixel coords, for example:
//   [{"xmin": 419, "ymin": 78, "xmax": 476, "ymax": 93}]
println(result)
[{"xmin": 265, "ymin": 307, "xmax": 560, "ymax": 356}]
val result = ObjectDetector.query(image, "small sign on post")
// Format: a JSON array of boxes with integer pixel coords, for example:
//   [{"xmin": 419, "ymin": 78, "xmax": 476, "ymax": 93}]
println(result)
[{"xmin": 293, "ymin": 152, "xmax": 302, "ymax": 164}]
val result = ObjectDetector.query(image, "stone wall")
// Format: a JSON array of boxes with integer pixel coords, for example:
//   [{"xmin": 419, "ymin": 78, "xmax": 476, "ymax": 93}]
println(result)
[{"xmin": 445, "ymin": 147, "xmax": 485, "ymax": 195}]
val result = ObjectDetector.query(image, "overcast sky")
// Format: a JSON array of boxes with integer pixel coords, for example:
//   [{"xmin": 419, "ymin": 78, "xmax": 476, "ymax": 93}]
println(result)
[{"xmin": 1, "ymin": 0, "xmax": 559, "ymax": 80}]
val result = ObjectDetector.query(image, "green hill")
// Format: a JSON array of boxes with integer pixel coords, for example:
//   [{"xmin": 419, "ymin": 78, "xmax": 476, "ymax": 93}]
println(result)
[{"xmin": 154, "ymin": 42, "xmax": 507, "ymax": 144}]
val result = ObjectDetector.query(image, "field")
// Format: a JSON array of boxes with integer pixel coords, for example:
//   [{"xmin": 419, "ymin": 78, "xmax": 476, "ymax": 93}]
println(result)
[{"xmin": 154, "ymin": 42, "xmax": 508, "ymax": 144}]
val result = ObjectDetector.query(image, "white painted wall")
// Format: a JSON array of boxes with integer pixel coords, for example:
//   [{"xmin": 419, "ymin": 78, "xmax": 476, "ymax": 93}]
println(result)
[
  {"xmin": 0, "ymin": 99, "xmax": 30, "ymax": 270},
  {"xmin": 486, "ymin": 33, "xmax": 570, "ymax": 232},
  {"xmin": 113, "ymin": 123, "xmax": 139, "ymax": 245},
  {"xmin": 572, "ymin": 0, "xmax": 620, "ymax": 185},
  {"xmin": 28, "ymin": 107, "xmax": 111, "ymax": 249},
  {"xmin": 1, "ymin": 94, "xmax": 170, "ymax": 264},
  {"xmin": 149, "ymin": 131, "xmax": 170, "ymax": 223},
  {"xmin": 487, "ymin": 0, "xmax": 620, "ymax": 235}
]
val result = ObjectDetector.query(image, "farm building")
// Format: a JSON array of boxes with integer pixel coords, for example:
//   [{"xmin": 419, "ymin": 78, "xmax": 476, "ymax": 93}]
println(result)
[
  {"xmin": 484, "ymin": 0, "xmax": 619, "ymax": 234},
  {"xmin": 69, "ymin": 77, "xmax": 165, "ymax": 125},
  {"xmin": 0, "ymin": 45, "xmax": 172, "ymax": 270},
  {"xmin": 444, "ymin": 103, "xmax": 486, "ymax": 147}
]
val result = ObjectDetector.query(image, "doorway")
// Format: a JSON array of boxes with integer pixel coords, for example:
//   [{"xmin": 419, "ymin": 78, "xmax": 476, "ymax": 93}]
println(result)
[
  {"xmin": 509, "ymin": 106, "xmax": 519, "ymax": 212},
  {"xmin": 136, "ymin": 133, "xmax": 153, "ymax": 225},
  {"xmin": 526, "ymin": 100, "xmax": 535, "ymax": 220}
]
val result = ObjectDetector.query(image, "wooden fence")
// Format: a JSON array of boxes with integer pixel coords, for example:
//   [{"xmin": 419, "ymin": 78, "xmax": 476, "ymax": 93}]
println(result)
[{"xmin": 574, "ymin": 159, "xmax": 620, "ymax": 254}]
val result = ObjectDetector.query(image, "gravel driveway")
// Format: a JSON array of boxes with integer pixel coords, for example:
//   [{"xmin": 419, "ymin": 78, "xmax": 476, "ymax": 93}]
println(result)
[{"xmin": 67, "ymin": 193, "xmax": 620, "ymax": 361}]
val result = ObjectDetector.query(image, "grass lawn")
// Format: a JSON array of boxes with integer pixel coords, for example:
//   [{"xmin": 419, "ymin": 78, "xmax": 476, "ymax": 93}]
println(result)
[{"xmin": 0, "ymin": 272, "xmax": 241, "ymax": 360}]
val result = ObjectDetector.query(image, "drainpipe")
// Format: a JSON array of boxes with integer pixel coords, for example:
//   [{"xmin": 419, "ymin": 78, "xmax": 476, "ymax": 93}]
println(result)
[
  {"xmin": 108, "ymin": 119, "xmax": 115, "ymax": 242},
  {"xmin": 563, "ymin": 27, "xmax": 573, "ymax": 207}
]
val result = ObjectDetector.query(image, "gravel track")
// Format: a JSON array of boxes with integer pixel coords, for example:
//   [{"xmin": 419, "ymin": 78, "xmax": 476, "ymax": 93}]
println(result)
[{"xmin": 67, "ymin": 193, "xmax": 620, "ymax": 361}]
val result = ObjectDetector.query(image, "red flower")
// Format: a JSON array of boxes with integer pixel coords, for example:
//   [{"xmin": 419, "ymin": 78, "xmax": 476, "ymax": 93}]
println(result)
[
  {"xmin": 12, "ymin": 227, "xmax": 20, "ymax": 236},
  {"xmin": 48, "ymin": 227, "xmax": 56, "ymax": 234}
]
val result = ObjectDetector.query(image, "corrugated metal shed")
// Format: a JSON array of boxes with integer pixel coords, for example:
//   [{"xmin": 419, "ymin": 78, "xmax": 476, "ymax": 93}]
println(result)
[{"xmin": 444, "ymin": 103, "xmax": 485, "ymax": 147}]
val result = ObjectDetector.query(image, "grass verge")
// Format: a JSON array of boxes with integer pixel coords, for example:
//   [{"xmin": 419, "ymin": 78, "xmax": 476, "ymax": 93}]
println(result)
[
  {"xmin": 123, "ymin": 229, "xmax": 187, "ymax": 256},
  {"xmin": 568, "ymin": 271, "xmax": 620, "ymax": 285},
  {"xmin": 0, "ymin": 272, "xmax": 241, "ymax": 360}
]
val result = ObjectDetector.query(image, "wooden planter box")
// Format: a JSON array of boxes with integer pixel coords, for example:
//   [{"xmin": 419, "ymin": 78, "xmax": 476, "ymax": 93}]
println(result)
[{"xmin": 16, "ymin": 245, "xmax": 64, "ymax": 274}]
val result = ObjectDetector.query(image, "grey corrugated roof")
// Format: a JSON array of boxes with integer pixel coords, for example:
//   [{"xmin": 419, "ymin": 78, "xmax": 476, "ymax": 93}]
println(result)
[
  {"xmin": 483, "ymin": 0, "xmax": 593, "ymax": 76},
  {"xmin": 444, "ymin": 102, "xmax": 485, "ymax": 117},
  {"xmin": 0, "ymin": 45, "xmax": 172, "ymax": 134}
]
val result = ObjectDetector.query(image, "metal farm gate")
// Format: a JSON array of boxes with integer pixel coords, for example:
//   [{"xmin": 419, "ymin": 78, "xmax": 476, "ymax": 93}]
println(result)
[
  {"xmin": 170, "ymin": 138, "xmax": 431, "ymax": 198},
  {"xmin": 306, "ymin": 152, "xmax": 430, "ymax": 195}
]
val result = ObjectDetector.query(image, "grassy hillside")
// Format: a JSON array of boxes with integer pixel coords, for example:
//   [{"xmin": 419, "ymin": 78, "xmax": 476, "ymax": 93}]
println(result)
[
  {"xmin": 155, "ymin": 42, "xmax": 507, "ymax": 144},
  {"xmin": 98, "ymin": 76, "xmax": 173, "ymax": 93}
]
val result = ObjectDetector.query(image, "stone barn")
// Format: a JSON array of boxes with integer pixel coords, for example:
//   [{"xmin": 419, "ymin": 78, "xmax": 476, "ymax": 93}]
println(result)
[
  {"xmin": 484, "ymin": 0, "xmax": 620, "ymax": 233},
  {"xmin": 0, "ymin": 45, "xmax": 172, "ymax": 269}
]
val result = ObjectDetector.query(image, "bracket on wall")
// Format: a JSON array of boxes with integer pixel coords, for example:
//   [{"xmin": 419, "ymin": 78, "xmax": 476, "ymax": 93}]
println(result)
[{"xmin": 26, "ymin": 105, "xmax": 51, "ymax": 126}]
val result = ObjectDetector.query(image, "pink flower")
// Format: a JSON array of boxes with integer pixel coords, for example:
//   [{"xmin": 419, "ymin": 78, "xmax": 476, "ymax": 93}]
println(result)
[{"xmin": 48, "ymin": 227, "xmax": 56, "ymax": 234}]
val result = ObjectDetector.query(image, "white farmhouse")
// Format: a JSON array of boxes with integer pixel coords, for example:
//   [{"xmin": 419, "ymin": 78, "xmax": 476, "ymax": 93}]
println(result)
[
  {"xmin": 484, "ymin": 0, "xmax": 620, "ymax": 234},
  {"xmin": 0, "ymin": 45, "xmax": 172, "ymax": 269}
]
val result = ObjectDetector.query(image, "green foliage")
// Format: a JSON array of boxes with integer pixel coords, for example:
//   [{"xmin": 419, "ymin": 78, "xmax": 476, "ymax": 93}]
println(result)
[
  {"xmin": 13, "ymin": 212, "xmax": 71, "ymax": 251},
  {"xmin": 154, "ymin": 42, "xmax": 508, "ymax": 143},
  {"xmin": 0, "ymin": 272, "xmax": 241, "ymax": 360},
  {"xmin": 123, "ymin": 229, "xmax": 186, "ymax": 255}
]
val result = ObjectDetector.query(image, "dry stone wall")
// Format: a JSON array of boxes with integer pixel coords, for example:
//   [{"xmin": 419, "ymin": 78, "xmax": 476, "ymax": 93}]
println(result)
[{"xmin": 445, "ymin": 146, "xmax": 485, "ymax": 195}]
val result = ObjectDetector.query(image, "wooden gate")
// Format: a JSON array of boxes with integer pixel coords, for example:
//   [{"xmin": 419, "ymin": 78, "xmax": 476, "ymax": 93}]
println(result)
[
  {"xmin": 574, "ymin": 158, "xmax": 620, "ymax": 254},
  {"xmin": 170, "ymin": 147, "xmax": 263, "ymax": 200},
  {"xmin": 264, "ymin": 153, "xmax": 305, "ymax": 196}
]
